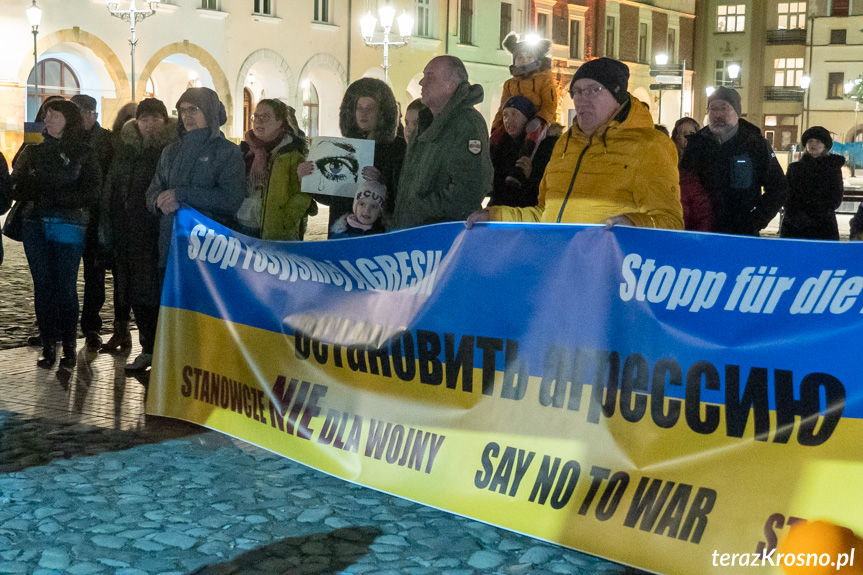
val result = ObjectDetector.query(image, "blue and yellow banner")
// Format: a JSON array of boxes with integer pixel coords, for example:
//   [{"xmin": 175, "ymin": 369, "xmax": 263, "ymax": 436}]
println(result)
[{"xmin": 148, "ymin": 207, "xmax": 863, "ymax": 574}]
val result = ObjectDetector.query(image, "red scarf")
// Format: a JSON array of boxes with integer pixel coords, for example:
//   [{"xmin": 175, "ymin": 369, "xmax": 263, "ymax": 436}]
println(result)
[{"xmin": 244, "ymin": 129, "xmax": 283, "ymax": 192}]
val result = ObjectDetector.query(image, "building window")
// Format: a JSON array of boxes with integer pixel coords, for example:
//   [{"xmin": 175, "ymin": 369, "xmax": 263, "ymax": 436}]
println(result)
[
  {"xmin": 717, "ymin": 4, "xmax": 745, "ymax": 33},
  {"xmin": 201, "ymin": 0, "xmax": 219, "ymax": 9},
  {"xmin": 302, "ymin": 82, "xmax": 319, "ymax": 137},
  {"xmin": 828, "ymin": 72, "xmax": 845, "ymax": 99},
  {"xmin": 638, "ymin": 22, "xmax": 649, "ymax": 63},
  {"xmin": 314, "ymin": 0, "xmax": 329, "ymax": 23},
  {"xmin": 605, "ymin": 16, "xmax": 617, "ymax": 58},
  {"xmin": 253, "ymin": 0, "xmax": 272, "ymax": 15},
  {"xmin": 777, "ymin": 2, "xmax": 806, "ymax": 30},
  {"xmin": 415, "ymin": 0, "xmax": 433, "ymax": 38},
  {"xmin": 774, "ymin": 58, "xmax": 803, "ymax": 87},
  {"xmin": 667, "ymin": 28, "xmax": 677, "ymax": 63},
  {"xmin": 459, "ymin": 0, "xmax": 473, "ymax": 45},
  {"xmin": 243, "ymin": 88, "xmax": 253, "ymax": 133},
  {"xmin": 830, "ymin": 0, "xmax": 850, "ymax": 16},
  {"xmin": 830, "ymin": 29, "xmax": 847, "ymax": 44},
  {"xmin": 569, "ymin": 20, "xmax": 581, "ymax": 59},
  {"xmin": 537, "ymin": 12, "xmax": 549, "ymax": 38},
  {"xmin": 499, "ymin": 2, "xmax": 512, "ymax": 47},
  {"xmin": 26, "ymin": 58, "xmax": 80, "ymax": 121},
  {"xmin": 715, "ymin": 59, "xmax": 742, "ymax": 87}
]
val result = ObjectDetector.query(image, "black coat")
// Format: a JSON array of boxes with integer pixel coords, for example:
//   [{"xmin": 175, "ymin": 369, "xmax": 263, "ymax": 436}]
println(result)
[
  {"xmin": 780, "ymin": 153, "xmax": 845, "ymax": 240},
  {"xmin": 681, "ymin": 119, "xmax": 788, "ymax": 236},
  {"xmin": 11, "ymin": 134, "xmax": 101, "ymax": 218},
  {"xmin": 489, "ymin": 133, "xmax": 557, "ymax": 208},
  {"xmin": 103, "ymin": 120, "xmax": 175, "ymax": 306},
  {"xmin": 0, "ymin": 154, "xmax": 10, "ymax": 265}
]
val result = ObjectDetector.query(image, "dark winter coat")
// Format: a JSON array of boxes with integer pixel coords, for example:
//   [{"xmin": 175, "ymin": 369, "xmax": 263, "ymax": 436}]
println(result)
[
  {"xmin": 489, "ymin": 132, "xmax": 557, "ymax": 208},
  {"xmin": 391, "ymin": 82, "xmax": 493, "ymax": 229},
  {"xmin": 681, "ymin": 119, "xmax": 788, "ymax": 236},
  {"xmin": 84, "ymin": 122, "xmax": 114, "ymax": 181},
  {"xmin": 779, "ymin": 153, "xmax": 845, "ymax": 240},
  {"xmin": 103, "ymin": 118, "xmax": 177, "ymax": 306},
  {"xmin": 0, "ymin": 154, "xmax": 10, "ymax": 265},
  {"xmin": 146, "ymin": 88, "xmax": 244, "ymax": 266},
  {"xmin": 11, "ymin": 133, "xmax": 101, "ymax": 222},
  {"xmin": 317, "ymin": 78, "xmax": 405, "ymax": 233}
]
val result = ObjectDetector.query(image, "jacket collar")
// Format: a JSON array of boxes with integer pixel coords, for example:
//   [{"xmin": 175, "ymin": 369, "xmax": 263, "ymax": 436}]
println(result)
[{"xmin": 420, "ymin": 82, "xmax": 485, "ymax": 141}]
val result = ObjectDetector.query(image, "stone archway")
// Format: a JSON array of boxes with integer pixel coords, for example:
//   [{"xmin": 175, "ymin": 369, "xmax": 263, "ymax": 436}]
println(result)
[
  {"xmin": 297, "ymin": 53, "xmax": 347, "ymax": 137},
  {"xmin": 137, "ymin": 41, "xmax": 233, "ymax": 131},
  {"xmin": 235, "ymin": 49, "xmax": 295, "ymax": 136},
  {"xmin": 17, "ymin": 27, "xmax": 129, "ymax": 103}
]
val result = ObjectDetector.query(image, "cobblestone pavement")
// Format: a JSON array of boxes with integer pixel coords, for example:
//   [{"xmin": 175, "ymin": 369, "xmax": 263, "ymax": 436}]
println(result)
[{"xmin": 0, "ymin": 209, "xmax": 647, "ymax": 574}]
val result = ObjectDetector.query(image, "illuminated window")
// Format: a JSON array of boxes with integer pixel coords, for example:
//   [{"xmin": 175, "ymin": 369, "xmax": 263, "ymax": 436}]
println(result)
[
  {"xmin": 773, "ymin": 58, "xmax": 804, "ymax": 87},
  {"xmin": 717, "ymin": 4, "xmax": 745, "ymax": 33},
  {"xmin": 827, "ymin": 72, "xmax": 844, "ymax": 100},
  {"xmin": 302, "ymin": 82, "xmax": 319, "ymax": 138},
  {"xmin": 777, "ymin": 2, "xmax": 806, "ymax": 30}
]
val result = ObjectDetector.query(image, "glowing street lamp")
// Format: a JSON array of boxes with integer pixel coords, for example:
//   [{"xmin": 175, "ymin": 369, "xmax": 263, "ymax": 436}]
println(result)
[
  {"xmin": 26, "ymin": 0, "xmax": 42, "ymax": 106},
  {"xmin": 726, "ymin": 63, "xmax": 741, "ymax": 86},
  {"xmin": 360, "ymin": 5, "xmax": 413, "ymax": 84},
  {"xmin": 105, "ymin": 0, "xmax": 160, "ymax": 100}
]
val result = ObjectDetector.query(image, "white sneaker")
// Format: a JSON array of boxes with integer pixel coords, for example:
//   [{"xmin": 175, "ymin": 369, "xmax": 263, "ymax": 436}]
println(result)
[{"xmin": 125, "ymin": 353, "xmax": 152, "ymax": 372}]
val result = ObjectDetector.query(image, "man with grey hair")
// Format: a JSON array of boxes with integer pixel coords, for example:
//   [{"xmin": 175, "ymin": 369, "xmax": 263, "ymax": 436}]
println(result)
[
  {"xmin": 680, "ymin": 86, "xmax": 787, "ymax": 235},
  {"xmin": 390, "ymin": 55, "xmax": 492, "ymax": 229}
]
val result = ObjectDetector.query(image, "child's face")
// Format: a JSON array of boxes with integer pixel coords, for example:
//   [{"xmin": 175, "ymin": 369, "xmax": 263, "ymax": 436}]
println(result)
[
  {"xmin": 514, "ymin": 52, "xmax": 536, "ymax": 68},
  {"xmin": 355, "ymin": 198, "xmax": 382, "ymax": 226}
]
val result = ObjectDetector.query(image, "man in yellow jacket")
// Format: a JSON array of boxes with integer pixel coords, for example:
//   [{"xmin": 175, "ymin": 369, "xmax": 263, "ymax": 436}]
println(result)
[{"xmin": 468, "ymin": 57, "xmax": 683, "ymax": 230}]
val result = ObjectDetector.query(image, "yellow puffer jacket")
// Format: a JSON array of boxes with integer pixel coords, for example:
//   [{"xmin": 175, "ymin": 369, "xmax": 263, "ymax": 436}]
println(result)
[
  {"xmin": 492, "ymin": 68, "xmax": 559, "ymax": 130},
  {"xmin": 489, "ymin": 95, "xmax": 683, "ymax": 229}
]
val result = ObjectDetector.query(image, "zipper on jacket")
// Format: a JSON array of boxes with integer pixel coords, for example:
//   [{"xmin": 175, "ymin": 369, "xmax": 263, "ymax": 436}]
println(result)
[{"xmin": 557, "ymin": 135, "xmax": 592, "ymax": 223}]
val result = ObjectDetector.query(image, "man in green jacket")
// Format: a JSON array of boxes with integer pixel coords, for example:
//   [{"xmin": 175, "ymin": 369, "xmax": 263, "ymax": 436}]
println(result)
[{"xmin": 390, "ymin": 56, "xmax": 493, "ymax": 229}]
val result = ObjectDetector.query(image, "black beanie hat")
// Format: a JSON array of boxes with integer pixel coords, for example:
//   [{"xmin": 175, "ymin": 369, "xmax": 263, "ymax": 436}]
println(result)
[
  {"xmin": 570, "ymin": 58, "xmax": 630, "ymax": 104},
  {"xmin": 136, "ymin": 98, "xmax": 168, "ymax": 121},
  {"xmin": 503, "ymin": 95, "xmax": 536, "ymax": 120},
  {"xmin": 801, "ymin": 126, "xmax": 833, "ymax": 151}
]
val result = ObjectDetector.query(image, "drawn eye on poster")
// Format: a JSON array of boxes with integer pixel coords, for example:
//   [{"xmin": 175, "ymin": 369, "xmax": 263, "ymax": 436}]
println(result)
[{"xmin": 301, "ymin": 137, "xmax": 375, "ymax": 197}]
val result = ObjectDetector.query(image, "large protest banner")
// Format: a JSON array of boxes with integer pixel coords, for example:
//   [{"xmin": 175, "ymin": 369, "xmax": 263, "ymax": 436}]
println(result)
[{"xmin": 148, "ymin": 207, "xmax": 863, "ymax": 574}]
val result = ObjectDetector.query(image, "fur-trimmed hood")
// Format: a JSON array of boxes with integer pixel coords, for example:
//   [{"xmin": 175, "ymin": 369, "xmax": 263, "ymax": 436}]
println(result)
[
  {"xmin": 339, "ymin": 77, "xmax": 399, "ymax": 144},
  {"xmin": 502, "ymin": 32, "xmax": 552, "ymax": 77},
  {"xmin": 120, "ymin": 117, "xmax": 179, "ymax": 149}
]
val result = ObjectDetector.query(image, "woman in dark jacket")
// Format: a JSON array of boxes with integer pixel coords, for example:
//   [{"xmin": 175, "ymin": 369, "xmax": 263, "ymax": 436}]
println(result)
[
  {"xmin": 780, "ymin": 126, "xmax": 845, "ymax": 240},
  {"xmin": 12, "ymin": 99, "xmax": 101, "ymax": 368},
  {"xmin": 101, "ymin": 99, "xmax": 175, "ymax": 370},
  {"xmin": 302, "ymin": 78, "xmax": 406, "ymax": 236}
]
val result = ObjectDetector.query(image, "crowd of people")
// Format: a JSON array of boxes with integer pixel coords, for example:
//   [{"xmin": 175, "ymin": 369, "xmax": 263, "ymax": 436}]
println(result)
[{"xmin": 0, "ymin": 49, "xmax": 858, "ymax": 373}]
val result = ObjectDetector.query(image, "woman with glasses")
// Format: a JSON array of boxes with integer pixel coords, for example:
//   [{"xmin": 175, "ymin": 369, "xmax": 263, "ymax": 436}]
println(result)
[
  {"xmin": 146, "ymin": 87, "xmax": 244, "ymax": 268},
  {"xmin": 237, "ymin": 99, "xmax": 314, "ymax": 240},
  {"xmin": 468, "ymin": 58, "xmax": 682, "ymax": 230},
  {"xmin": 11, "ymin": 99, "xmax": 101, "ymax": 368}
]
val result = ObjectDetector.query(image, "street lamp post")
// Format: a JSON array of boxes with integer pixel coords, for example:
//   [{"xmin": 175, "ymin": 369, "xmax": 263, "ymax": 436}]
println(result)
[
  {"xmin": 654, "ymin": 53, "xmax": 668, "ymax": 125},
  {"xmin": 844, "ymin": 77, "xmax": 863, "ymax": 177},
  {"xmin": 360, "ymin": 6, "xmax": 413, "ymax": 84},
  {"xmin": 726, "ymin": 63, "xmax": 740, "ymax": 87},
  {"xmin": 105, "ymin": 0, "xmax": 160, "ymax": 101},
  {"xmin": 26, "ymin": 0, "xmax": 42, "ymax": 115}
]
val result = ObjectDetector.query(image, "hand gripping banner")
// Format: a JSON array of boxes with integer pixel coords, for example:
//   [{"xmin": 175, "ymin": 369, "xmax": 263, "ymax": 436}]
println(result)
[{"xmin": 148, "ymin": 207, "xmax": 863, "ymax": 574}]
